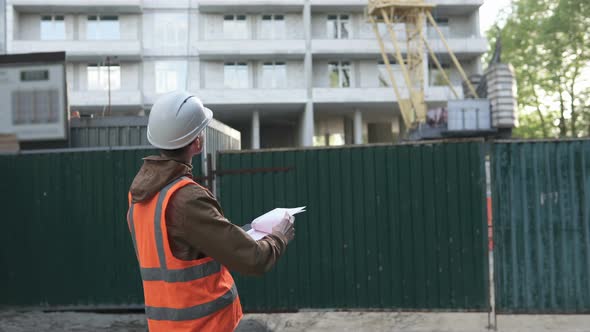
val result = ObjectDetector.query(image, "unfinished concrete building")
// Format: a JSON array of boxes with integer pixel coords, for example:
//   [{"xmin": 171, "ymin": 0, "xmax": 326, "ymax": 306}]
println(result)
[{"xmin": 5, "ymin": 0, "xmax": 486, "ymax": 148}]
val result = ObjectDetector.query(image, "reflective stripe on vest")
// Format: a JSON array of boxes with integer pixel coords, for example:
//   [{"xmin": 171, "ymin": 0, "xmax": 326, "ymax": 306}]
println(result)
[
  {"xmin": 128, "ymin": 177, "xmax": 239, "ymax": 322},
  {"xmin": 145, "ymin": 284, "xmax": 239, "ymax": 321}
]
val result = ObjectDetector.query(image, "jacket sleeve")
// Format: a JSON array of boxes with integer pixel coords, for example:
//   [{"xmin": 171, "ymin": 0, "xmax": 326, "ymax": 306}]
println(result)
[{"xmin": 171, "ymin": 185, "xmax": 289, "ymax": 276}]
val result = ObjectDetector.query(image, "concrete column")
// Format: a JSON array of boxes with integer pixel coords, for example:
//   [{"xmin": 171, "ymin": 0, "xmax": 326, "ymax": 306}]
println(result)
[
  {"xmin": 300, "ymin": 101, "xmax": 314, "ymax": 146},
  {"xmin": 472, "ymin": 10, "xmax": 482, "ymax": 38},
  {"xmin": 6, "ymin": 4, "xmax": 13, "ymax": 52},
  {"xmin": 300, "ymin": 0, "xmax": 314, "ymax": 147},
  {"xmin": 251, "ymin": 111, "xmax": 260, "ymax": 149},
  {"xmin": 353, "ymin": 109, "xmax": 363, "ymax": 145}
]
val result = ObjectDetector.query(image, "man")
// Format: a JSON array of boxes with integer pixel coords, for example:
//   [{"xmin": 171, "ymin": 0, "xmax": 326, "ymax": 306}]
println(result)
[{"xmin": 127, "ymin": 91, "xmax": 295, "ymax": 332}]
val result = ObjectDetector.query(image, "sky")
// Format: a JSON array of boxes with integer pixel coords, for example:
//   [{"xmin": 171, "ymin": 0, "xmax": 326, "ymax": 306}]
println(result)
[{"xmin": 479, "ymin": 0, "xmax": 512, "ymax": 35}]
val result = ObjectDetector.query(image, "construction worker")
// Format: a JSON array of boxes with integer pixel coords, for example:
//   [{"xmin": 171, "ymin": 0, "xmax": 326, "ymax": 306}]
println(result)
[{"xmin": 126, "ymin": 90, "xmax": 295, "ymax": 332}]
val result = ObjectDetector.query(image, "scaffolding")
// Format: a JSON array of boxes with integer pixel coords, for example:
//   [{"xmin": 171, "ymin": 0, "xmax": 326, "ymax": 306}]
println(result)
[{"xmin": 367, "ymin": 0, "xmax": 479, "ymax": 129}]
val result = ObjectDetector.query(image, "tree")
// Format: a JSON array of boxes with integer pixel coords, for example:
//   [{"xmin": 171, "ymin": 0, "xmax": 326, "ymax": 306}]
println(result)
[{"xmin": 487, "ymin": 0, "xmax": 590, "ymax": 138}]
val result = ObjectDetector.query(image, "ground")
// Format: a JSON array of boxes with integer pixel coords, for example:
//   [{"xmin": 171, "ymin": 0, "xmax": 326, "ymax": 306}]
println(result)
[{"xmin": 1, "ymin": 311, "xmax": 590, "ymax": 332}]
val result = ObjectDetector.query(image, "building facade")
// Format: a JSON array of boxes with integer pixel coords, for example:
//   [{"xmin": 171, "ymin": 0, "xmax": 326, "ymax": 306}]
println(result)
[
  {"xmin": 5, "ymin": 0, "xmax": 486, "ymax": 149},
  {"xmin": 0, "ymin": 0, "xmax": 5, "ymax": 53}
]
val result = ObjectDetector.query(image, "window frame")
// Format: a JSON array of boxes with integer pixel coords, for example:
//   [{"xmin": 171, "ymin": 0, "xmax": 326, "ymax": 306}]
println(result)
[
  {"xmin": 86, "ymin": 15, "xmax": 120, "ymax": 40},
  {"xmin": 155, "ymin": 61, "xmax": 188, "ymax": 94},
  {"xmin": 40, "ymin": 14, "xmax": 66, "ymax": 40},
  {"xmin": 260, "ymin": 61, "xmax": 287, "ymax": 89},
  {"xmin": 260, "ymin": 14, "xmax": 286, "ymax": 40},
  {"xmin": 328, "ymin": 61, "xmax": 351, "ymax": 88},
  {"xmin": 154, "ymin": 13, "xmax": 189, "ymax": 47},
  {"xmin": 223, "ymin": 14, "xmax": 248, "ymax": 40},
  {"xmin": 326, "ymin": 14, "xmax": 350, "ymax": 39},
  {"xmin": 429, "ymin": 16, "xmax": 450, "ymax": 37},
  {"xmin": 223, "ymin": 62, "xmax": 249, "ymax": 89},
  {"xmin": 20, "ymin": 70, "xmax": 50, "ymax": 82},
  {"xmin": 428, "ymin": 62, "xmax": 452, "ymax": 86},
  {"xmin": 87, "ymin": 63, "xmax": 121, "ymax": 91},
  {"xmin": 377, "ymin": 59, "xmax": 400, "ymax": 87}
]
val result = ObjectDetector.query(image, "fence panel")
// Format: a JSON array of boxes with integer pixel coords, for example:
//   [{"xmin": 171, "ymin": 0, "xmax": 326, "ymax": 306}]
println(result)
[
  {"xmin": 218, "ymin": 142, "xmax": 488, "ymax": 311},
  {"xmin": 493, "ymin": 140, "xmax": 590, "ymax": 313},
  {"xmin": 0, "ymin": 148, "xmax": 202, "ymax": 308},
  {"xmin": 69, "ymin": 117, "xmax": 240, "ymax": 156}
]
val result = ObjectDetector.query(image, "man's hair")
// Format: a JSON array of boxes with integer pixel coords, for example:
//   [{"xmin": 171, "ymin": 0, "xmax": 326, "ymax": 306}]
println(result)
[
  {"xmin": 159, "ymin": 135, "xmax": 201, "ymax": 159},
  {"xmin": 160, "ymin": 144, "xmax": 191, "ymax": 159}
]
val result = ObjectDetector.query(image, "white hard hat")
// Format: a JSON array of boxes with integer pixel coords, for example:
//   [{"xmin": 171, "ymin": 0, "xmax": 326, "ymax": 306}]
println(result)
[{"xmin": 147, "ymin": 91, "xmax": 213, "ymax": 150}]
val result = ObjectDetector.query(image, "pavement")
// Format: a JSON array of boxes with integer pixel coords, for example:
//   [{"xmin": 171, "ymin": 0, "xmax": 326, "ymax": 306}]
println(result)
[{"xmin": 1, "ymin": 310, "xmax": 590, "ymax": 332}]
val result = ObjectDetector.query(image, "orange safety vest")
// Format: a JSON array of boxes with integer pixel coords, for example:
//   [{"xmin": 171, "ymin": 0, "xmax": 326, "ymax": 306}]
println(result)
[{"xmin": 127, "ymin": 176, "xmax": 243, "ymax": 332}]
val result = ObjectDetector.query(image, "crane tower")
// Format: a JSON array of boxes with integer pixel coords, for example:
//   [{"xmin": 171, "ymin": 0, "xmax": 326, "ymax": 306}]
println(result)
[{"xmin": 367, "ymin": 0, "xmax": 479, "ymax": 129}]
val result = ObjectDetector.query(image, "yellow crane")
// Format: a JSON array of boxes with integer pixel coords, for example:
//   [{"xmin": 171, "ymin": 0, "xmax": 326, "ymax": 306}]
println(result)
[{"xmin": 367, "ymin": 0, "xmax": 479, "ymax": 129}]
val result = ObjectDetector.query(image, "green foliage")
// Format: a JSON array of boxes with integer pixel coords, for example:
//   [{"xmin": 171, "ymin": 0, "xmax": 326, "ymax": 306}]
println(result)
[{"xmin": 487, "ymin": 0, "xmax": 590, "ymax": 138}]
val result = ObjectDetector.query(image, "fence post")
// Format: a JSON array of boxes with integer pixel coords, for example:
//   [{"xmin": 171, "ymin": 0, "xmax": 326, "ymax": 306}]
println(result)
[{"xmin": 485, "ymin": 152, "xmax": 497, "ymax": 330}]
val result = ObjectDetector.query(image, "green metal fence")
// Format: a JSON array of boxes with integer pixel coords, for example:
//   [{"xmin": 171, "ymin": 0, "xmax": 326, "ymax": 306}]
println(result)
[
  {"xmin": 218, "ymin": 142, "xmax": 489, "ymax": 311},
  {"xmin": 492, "ymin": 140, "xmax": 590, "ymax": 313},
  {"xmin": 4, "ymin": 140, "xmax": 590, "ymax": 313},
  {"xmin": 0, "ymin": 148, "xmax": 202, "ymax": 308}
]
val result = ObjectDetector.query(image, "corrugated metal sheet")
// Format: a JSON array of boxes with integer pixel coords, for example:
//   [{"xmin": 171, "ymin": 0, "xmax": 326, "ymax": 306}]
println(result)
[
  {"xmin": 218, "ymin": 142, "xmax": 488, "ymax": 311},
  {"xmin": 69, "ymin": 118, "xmax": 150, "ymax": 147},
  {"xmin": 69, "ymin": 117, "xmax": 241, "ymax": 155},
  {"xmin": 0, "ymin": 148, "xmax": 202, "ymax": 308},
  {"xmin": 493, "ymin": 140, "xmax": 590, "ymax": 313}
]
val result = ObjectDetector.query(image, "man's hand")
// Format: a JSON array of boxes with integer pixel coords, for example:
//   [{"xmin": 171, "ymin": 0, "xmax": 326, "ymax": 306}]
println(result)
[{"xmin": 272, "ymin": 213, "xmax": 295, "ymax": 244}]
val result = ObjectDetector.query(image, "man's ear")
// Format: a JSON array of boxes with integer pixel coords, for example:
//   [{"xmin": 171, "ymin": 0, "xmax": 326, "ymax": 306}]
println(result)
[{"xmin": 194, "ymin": 136, "xmax": 203, "ymax": 153}]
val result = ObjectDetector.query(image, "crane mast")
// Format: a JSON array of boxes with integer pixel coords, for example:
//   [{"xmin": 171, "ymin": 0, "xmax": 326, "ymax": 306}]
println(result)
[{"xmin": 367, "ymin": 0, "xmax": 479, "ymax": 129}]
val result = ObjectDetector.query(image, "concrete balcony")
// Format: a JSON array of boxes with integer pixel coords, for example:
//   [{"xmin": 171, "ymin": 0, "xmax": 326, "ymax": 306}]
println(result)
[
  {"xmin": 311, "ymin": 37, "xmax": 487, "ymax": 56},
  {"xmin": 429, "ymin": 0, "xmax": 484, "ymax": 4},
  {"xmin": 69, "ymin": 90, "xmax": 143, "ymax": 110},
  {"xmin": 429, "ymin": 0, "xmax": 483, "ymax": 15},
  {"xmin": 310, "ymin": 0, "xmax": 366, "ymax": 11},
  {"xmin": 312, "ymin": 86, "xmax": 462, "ymax": 103},
  {"xmin": 11, "ymin": 0, "xmax": 142, "ymax": 13},
  {"xmin": 312, "ymin": 39, "xmax": 380, "ymax": 57},
  {"xmin": 10, "ymin": 40, "xmax": 142, "ymax": 61},
  {"xmin": 313, "ymin": 87, "xmax": 397, "ymax": 103},
  {"xmin": 198, "ymin": 0, "xmax": 304, "ymax": 12},
  {"xmin": 429, "ymin": 37, "xmax": 488, "ymax": 55},
  {"xmin": 196, "ymin": 89, "xmax": 307, "ymax": 106},
  {"xmin": 195, "ymin": 40, "xmax": 306, "ymax": 59},
  {"xmin": 310, "ymin": 0, "xmax": 482, "ymax": 11}
]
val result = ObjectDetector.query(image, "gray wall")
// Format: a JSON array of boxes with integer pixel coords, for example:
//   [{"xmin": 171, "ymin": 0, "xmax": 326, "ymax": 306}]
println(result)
[{"xmin": 16, "ymin": 13, "xmax": 41, "ymax": 40}]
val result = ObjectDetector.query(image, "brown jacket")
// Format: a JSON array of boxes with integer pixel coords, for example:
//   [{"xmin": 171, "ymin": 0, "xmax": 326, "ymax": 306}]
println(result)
[{"xmin": 129, "ymin": 155, "xmax": 288, "ymax": 276}]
